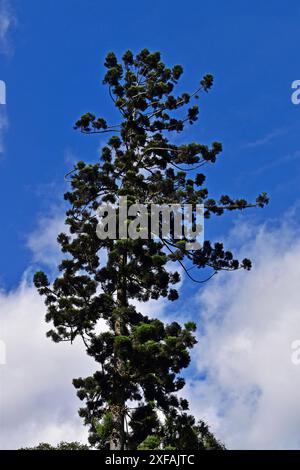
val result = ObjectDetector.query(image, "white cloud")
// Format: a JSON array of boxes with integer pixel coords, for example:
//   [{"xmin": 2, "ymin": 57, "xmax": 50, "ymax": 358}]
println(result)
[
  {"xmin": 0, "ymin": 0, "xmax": 16, "ymax": 155},
  {"xmin": 27, "ymin": 208, "xmax": 66, "ymax": 269},
  {"xmin": 0, "ymin": 275, "xmax": 95, "ymax": 450},
  {"xmin": 0, "ymin": 201, "xmax": 182, "ymax": 449},
  {"xmin": 0, "ymin": 13, "xmax": 80, "ymax": 439},
  {"xmin": 244, "ymin": 127, "xmax": 287, "ymax": 149},
  {"xmin": 184, "ymin": 210, "xmax": 300, "ymax": 449},
  {"xmin": 0, "ymin": 0, "xmax": 15, "ymax": 54},
  {"xmin": 0, "ymin": 213, "xmax": 172, "ymax": 449},
  {"xmin": 5, "ymin": 193, "xmax": 300, "ymax": 449}
]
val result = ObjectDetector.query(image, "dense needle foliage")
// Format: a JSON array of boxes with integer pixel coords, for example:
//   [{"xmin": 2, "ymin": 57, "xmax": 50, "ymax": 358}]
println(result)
[{"xmin": 34, "ymin": 49, "xmax": 268, "ymax": 450}]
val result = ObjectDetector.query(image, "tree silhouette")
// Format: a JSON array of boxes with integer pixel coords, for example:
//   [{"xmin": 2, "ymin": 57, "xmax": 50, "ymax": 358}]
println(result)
[{"xmin": 34, "ymin": 49, "xmax": 268, "ymax": 450}]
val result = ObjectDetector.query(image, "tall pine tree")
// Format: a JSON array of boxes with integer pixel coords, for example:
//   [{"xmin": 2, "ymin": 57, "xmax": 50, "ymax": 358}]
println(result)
[{"xmin": 34, "ymin": 49, "xmax": 268, "ymax": 450}]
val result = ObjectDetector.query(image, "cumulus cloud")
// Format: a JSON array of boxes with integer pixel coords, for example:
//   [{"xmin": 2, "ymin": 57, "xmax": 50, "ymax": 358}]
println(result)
[
  {"xmin": 4, "ymin": 192, "xmax": 300, "ymax": 449},
  {"xmin": 0, "ymin": 199, "xmax": 181, "ymax": 449},
  {"xmin": 0, "ymin": 275, "xmax": 95, "ymax": 450},
  {"xmin": 184, "ymin": 210, "xmax": 300, "ymax": 449},
  {"xmin": 1, "ymin": 207, "xmax": 99, "ymax": 449}
]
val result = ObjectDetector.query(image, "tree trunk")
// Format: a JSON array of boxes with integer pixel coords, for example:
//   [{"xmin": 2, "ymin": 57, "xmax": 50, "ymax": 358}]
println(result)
[
  {"xmin": 110, "ymin": 253, "xmax": 127, "ymax": 450},
  {"xmin": 110, "ymin": 404, "xmax": 126, "ymax": 450}
]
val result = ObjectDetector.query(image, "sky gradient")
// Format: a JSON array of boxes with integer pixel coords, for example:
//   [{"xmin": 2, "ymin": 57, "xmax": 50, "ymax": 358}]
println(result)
[{"xmin": 1, "ymin": 0, "xmax": 300, "ymax": 449}]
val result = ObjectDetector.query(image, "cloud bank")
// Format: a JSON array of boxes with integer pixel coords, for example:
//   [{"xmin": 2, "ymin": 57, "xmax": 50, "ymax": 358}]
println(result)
[
  {"xmin": 186, "ymin": 211, "xmax": 300, "ymax": 449},
  {"xmin": 2, "ymin": 205, "xmax": 300, "ymax": 449},
  {"xmin": 0, "ymin": 211, "xmax": 171, "ymax": 449},
  {"xmin": 0, "ymin": 275, "xmax": 95, "ymax": 450}
]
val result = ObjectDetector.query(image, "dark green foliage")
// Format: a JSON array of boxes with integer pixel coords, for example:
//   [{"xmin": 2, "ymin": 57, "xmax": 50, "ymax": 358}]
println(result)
[
  {"xmin": 34, "ymin": 49, "xmax": 268, "ymax": 450},
  {"xmin": 137, "ymin": 414, "xmax": 225, "ymax": 450},
  {"xmin": 21, "ymin": 442, "xmax": 89, "ymax": 451},
  {"xmin": 91, "ymin": 413, "xmax": 114, "ymax": 449}
]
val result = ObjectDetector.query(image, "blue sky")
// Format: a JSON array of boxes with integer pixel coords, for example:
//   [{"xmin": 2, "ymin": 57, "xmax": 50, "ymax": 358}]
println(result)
[
  {"xmin": 1, "ymin": 0, "xmax": 299, "ymax": 287},
  {"xmin": 2, "ymin": 0, "xmax": 300, "ymax": 450}
]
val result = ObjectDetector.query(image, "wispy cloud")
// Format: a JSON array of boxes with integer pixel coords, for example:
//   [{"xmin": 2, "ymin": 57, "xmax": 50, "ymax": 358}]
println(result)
[
  {"xmin": 27, "ymin": 208, "xmax": 67, "ymax": 270},
  {"xmin": 244, "ymin": 127, "xmax": 288, "ymax": 149},
  {"xmin": 0, "ymin": 0, "xmax": 16, "ymax": 155},
  {"xmin": 0, "ymin": 0, "xmax": 16, "ymax": 54},
  {"xmin": 247, "ymin": 149, "xmax": 300, "ymax": 177}
]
